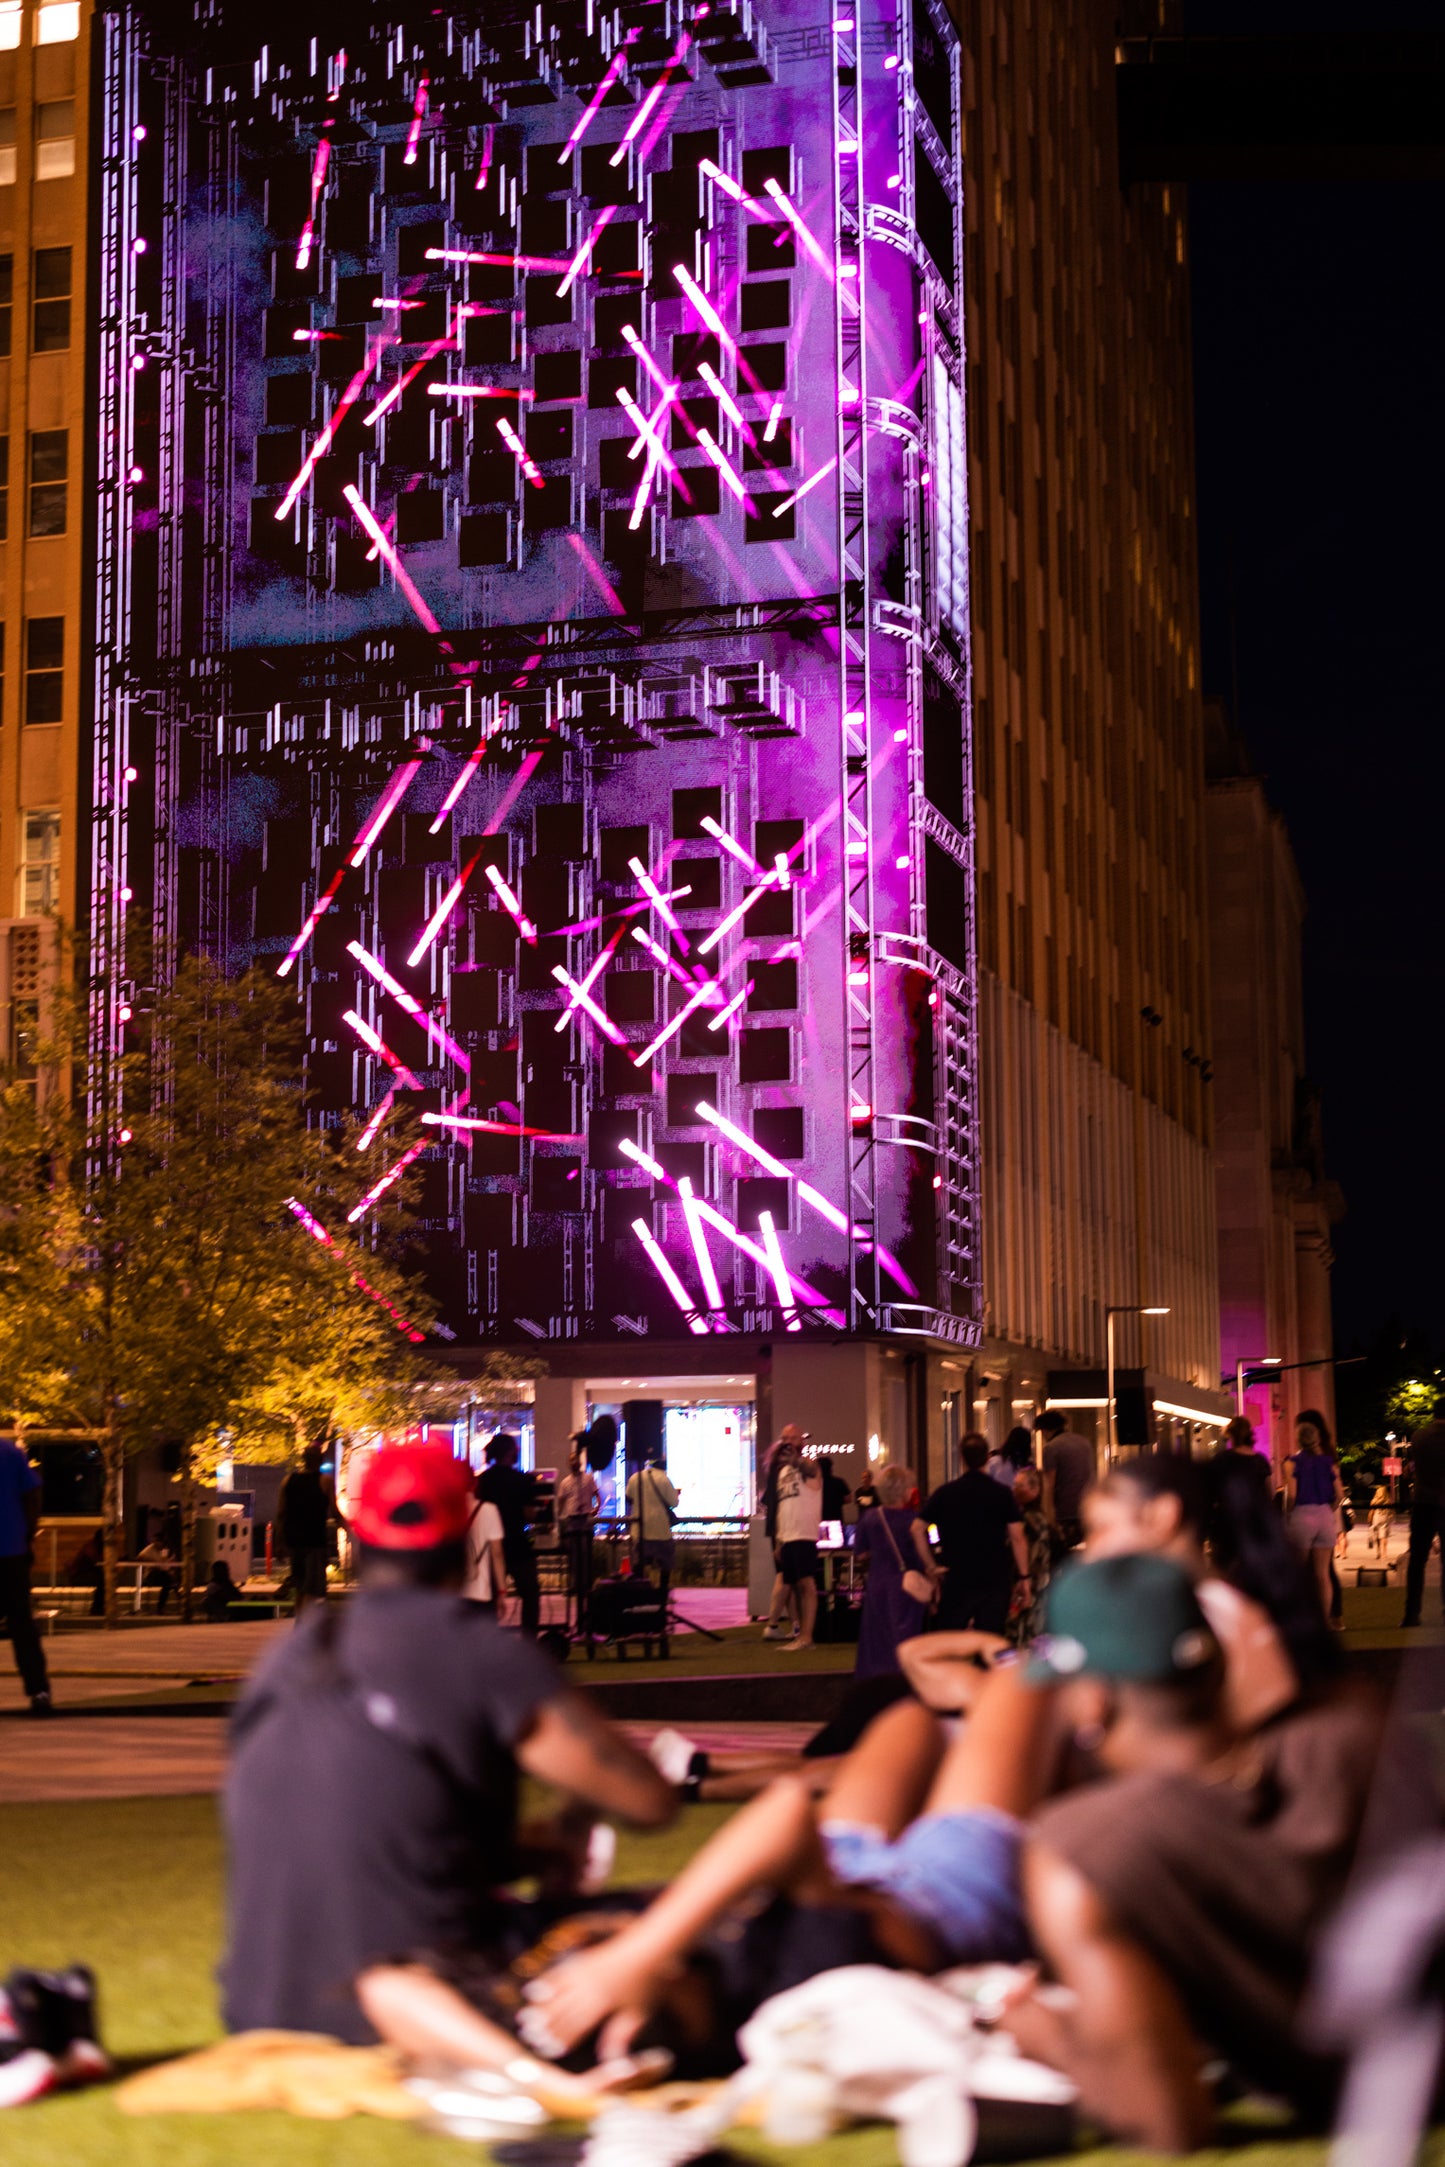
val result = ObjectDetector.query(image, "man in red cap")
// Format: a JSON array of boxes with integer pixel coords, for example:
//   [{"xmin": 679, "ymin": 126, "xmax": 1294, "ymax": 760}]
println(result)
[{"xmin": 220, "ymin": 1444, "xmax": 673, "ymax": 2088}]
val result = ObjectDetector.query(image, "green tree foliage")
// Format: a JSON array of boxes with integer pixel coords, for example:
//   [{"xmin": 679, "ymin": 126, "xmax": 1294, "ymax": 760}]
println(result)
[{"xmin": 0, "ymin": 954, "xmax": 441, "ymax": 1616}]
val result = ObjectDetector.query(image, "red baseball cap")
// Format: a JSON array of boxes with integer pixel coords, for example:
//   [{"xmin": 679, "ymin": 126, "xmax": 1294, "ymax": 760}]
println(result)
[{"xmin": 349, "ymin": 1445, "xmax": 475, "ymax": 1551}]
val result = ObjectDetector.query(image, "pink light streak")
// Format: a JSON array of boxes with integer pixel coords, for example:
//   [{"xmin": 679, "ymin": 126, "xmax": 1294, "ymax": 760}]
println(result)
[
  {"xmin": 422, "ymin": 1111, "xmax": 583, "ymax": 1140},
  {"xmin": 566, "ymin": 532, "xmax": 627, "ymax": 614},
  {"xmin": 277, "ymin": 866, "xmax": 346, "ymax": 980},
  {"xmin": 697, "ymin": 360, "xmax": 752, "ymax": 440},
  {"xmin": 629, "ymin": 856, "xmax": 687, "ymax": 944},
  {"xmin": 430, "ymin": 384, "xmax": 534, "ymax": 403},
  {"xmin": 551, "ymin": 963, "xmax": 626, "ymax": 1045},
  {"xmin": 427, "ymin": 246, "xmax": 573, "ymax": 273},
  {"xmin": 695, "ymin": 866, "xmax": 783, "ymax": 955},
  {"xmin": 485, "ymin": 863, "xmax": 538, "ymax": 943},
  {"xmin": 699, "ymin": 813, "xmax": 761, "ymax": 874},
  {"xmin": 706, "ymin": 980, "xmax": 752, "ymax": 1032},
  {"xmin": 295, "ymin": 134, "xmax": 331, "ymax": 271},
  {"xmin": 616, "ymin": 1140, "xmax": 839, "ymax": 1320},
  {"xmin": 342, "ymin": 488, "xmax": 441, "ymax": 634},
  {"xmin": 773, "ymin": 458, "xmax": 837, "ymax": 517},
  {"xmin": 344, "ymin": 1009, "xmax": 424, "ymax": 1089},
  {"xmin": 631, "ymin": 1219, "xmax": 709, "ymax": 1335},
  {"xmin": 610, "ymin": 32, "xmax": 691, "ymax": 166},
  {"xmin": 347, "ymin": 1140, "xmax": 427, "ymax": 1224},
  {"xmin": 696, "ymin": 428, "xmax": 751, "ymax": 506},
  {"xmin": 285, "ymin": 1198, "xmax": 428, "ymax": 1342},
  {"xmin": 633, "ymin": 976, "xmax": 721, "ymax": 1067},
  {"xmin": 697, "ymin": 156, "xmax": 766, "ymax": 214},
  {"xmin": 432, "ymin": 736, "xmax": 491, "ymax": 832},
  {"xmin": 347, "ymin": 942, "xmax": 470, "ymax": 1070},
  {"xmin": 672, "ymin": 264, "xmax": 735, "ymax": 358},
  {"xmin": 764, "ymin": 400, "xmax": 783, "ymax": 442},
  {"xmin": 408, "ymin": 853, "xmax": 482, "ymax": 969},
  {"xmin": 364, "ymin": 337, "xmax": 457, "ymax": 427},
  {"xmin": 485, "ymin": 747, "xmax": 546, "ymax": 836},
  {"xmin": 350, "ymin": 758, "xmax": 424, "ymax": 867},
  {"xmin": 554, "ymin": 931, "xmax": 622, "ymax": 1033},
  {"xmin": 403, "ymin": 77, "xmax": 430, "ymax": 165},
  {"xmin": 496, "ymin": 414, "xmax": 545, "ymax": 490},
  {"xmin": 356, "ymin": 1091, "xmax": 396, "ymax": 1152},
  {"xmin": 632, "ymin": 925, "xmax": 702, "ymax": 989},
  {"xmin": 629, "ymin": 449, "xmax": 660, "ymax": 531},
  {"xmin": 761, "ymin": 178, "xmax": 836, "ymax": 278},
  {"xmin": 620, "ymin": 323, "xmax": 675, "ymax": 402},
  {"xmin": 475, "ymin": 122, "xmax": 495, "ymax": 191},
  {"xmin": 617, "ymin": 385, "xmax": 678, "ymax": 474},
  {"xmin": 693, "ymin": 1099, "xmax": 849, "ymax": 1233},
  {"xmin": 276, "ymin": 337, "xmax": 393, "ymax": 519},
  {"xmin": 758, "ymin": 1209, "xmax": 802, "ymax": 1330},
  {"xmin": 678, "ymin": 1177, "xmax": 728, "ymax": 1320},
  {"xmin": 560, "ymin": 30, "xmax": 640, "ymax": 160},
  {"xmin": 557, "ymin": 204, "xmax": 618, "ymax": 297}
]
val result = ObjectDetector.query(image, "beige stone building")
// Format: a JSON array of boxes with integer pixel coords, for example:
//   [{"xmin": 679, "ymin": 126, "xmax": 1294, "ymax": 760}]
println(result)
[
  {"xmin": 960, "ymin": 0, "xmax": 1229, "ymax": 1448},
  {"xmin": 0, "ymin": 0, "xmax": 87, "ymax": 1062}
]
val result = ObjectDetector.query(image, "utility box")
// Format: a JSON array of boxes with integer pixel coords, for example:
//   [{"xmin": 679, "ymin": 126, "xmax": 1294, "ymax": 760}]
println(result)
[{"xmin": 195, "ymin": 1504, "xmax": 251, "ymax": 1589}]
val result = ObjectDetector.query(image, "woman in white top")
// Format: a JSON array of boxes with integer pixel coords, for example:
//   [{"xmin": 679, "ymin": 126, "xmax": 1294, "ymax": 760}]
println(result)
[{"xmin": 461, "ymin": 1489, "xmax": 507, "ymax": 1613}]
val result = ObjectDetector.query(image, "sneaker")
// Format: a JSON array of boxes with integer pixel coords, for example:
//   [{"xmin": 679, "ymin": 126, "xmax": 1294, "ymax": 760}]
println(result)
[
  {"xmin": 760, "ymin": 1624, "xmax": 794, "ymax": 1642},
  {"xmin": 4, "ymin": 1967, "xmax": 108, "ymax": 2082},
  {"xmin": 26, "ymin": 1693, "xmax": 54, "ymax": 1719},
  {"xmin": 647, "ymin": 1727, "xmax": 702, "ymax": 1787},
  {"xmin": 0, "ymin": 2050, "xmax": 58, "ymax": 2108}
]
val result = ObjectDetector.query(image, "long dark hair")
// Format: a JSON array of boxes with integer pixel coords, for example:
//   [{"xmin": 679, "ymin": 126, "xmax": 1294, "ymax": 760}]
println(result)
[
  {"xmin": 1206, "ymin": 1454, "xmax": 1337, "ymax": 1695},
  {"xmin": 1002, "ymin": 1426, "xmax": 1035, "ymax": 1470},
  {"xmin": 1295, "ymin": 1408, "xmax": 1333, "ymax": 1457}
]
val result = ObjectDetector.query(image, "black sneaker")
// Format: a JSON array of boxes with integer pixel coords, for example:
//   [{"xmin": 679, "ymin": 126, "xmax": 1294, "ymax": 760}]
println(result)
[{"xmin": 27, "ymin": 1693, "xmax": 55, "ymax": 1719}]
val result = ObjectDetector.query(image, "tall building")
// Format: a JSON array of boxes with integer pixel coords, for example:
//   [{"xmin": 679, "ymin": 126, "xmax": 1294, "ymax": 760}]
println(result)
[
  {"xmin": 1205, "ymin": 702, "xmax": 1340, "ymax": 1461},
  {"xmin": 0, "ymin": 0, "xmax": 88, "ymax": 1067},
  {"xmin": 960, "ymin": 0, "xmax": 1229, "ymax": 1448}
]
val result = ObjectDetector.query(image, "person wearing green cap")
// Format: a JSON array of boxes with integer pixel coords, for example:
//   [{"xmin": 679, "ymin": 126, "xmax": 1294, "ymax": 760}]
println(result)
[{"xmin": 999, "ymin": 1553, "xmax": 1381, "ymax": 2151}]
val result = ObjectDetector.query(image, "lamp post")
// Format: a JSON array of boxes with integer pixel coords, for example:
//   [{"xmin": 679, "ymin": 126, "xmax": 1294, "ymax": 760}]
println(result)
[
  {"xmin": 1105, "ymin": 1304, "xmax": 1170, "ymax": 1464},
  {"xmin": 1235, "ymin": 1355, "xmax": 1282, "ymax": 1417}
]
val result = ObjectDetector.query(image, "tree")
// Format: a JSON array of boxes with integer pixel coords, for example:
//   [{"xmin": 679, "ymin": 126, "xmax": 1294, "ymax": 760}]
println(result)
[{"xmin": 0, "ymin": 952, "xmax": 440, "ymax": 1618}]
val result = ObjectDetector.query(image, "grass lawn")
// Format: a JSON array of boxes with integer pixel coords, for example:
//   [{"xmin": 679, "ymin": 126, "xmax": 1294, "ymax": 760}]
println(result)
[{"xmin": 1, "ymin": 1794, "xmax": 1434, "ymax": 2167}]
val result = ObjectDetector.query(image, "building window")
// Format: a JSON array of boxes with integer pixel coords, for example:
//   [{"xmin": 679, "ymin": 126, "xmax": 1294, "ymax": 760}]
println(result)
[
  {"xmin": 0, "ymin": 110, "xmax": 15, "ymax": 187},
  {"xmin": 35, "ymin": 100, "xmax": 74, "ymax": 180},
  {"xmin": 0, "ymin": 436, "xmax": 8, "ymax": 539},
  {"xmin": 28, "ymin": 430, "xmax": 66, "ymax": 534},
  {"xmin": 35, "ymin": 0, "xmax": 80, "ymax": 42},
  {"xmin": 0, "ymin": 255, "xmax": 10, "ymax": 356},
  {"xmin": 0, "ymin": 3, "xmax": 18, "ymax": 50},
  {"xmin": 20, "ymin": 811, "xmax": 61, "ymax": 917},
  {"xmin": 32, "ymin": 247, "xmax": 70, "ymax": 352},
  {"xmin": 24, "ymin": 616, "xmax": 63, "ymax": 722}
]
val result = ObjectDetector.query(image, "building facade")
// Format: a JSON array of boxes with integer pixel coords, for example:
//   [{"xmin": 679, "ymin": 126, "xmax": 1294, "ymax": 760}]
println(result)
[
  {"xmin": 960, "ymin": 0, "xmax": 1228, "ymax": 1448},
  {"xmin": 0, "ymin": 0, "xmax": 88, "ymax": 1070},
  {"xmin": 1205, "ymin": 702, "xmax": 1340, "ymax": 1462}
]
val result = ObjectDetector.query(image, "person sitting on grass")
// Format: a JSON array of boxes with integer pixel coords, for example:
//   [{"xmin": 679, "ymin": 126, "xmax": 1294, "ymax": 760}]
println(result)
[
  {"xmin": 221, "ymin": 1444, "xmax": 674, "ymax": 2107},
  {"xmin": 1002, "ymin": 1554, "xmax": 1381, "ymax": 2149}
]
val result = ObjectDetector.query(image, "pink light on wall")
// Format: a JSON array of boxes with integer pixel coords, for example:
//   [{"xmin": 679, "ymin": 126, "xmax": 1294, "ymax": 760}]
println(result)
[
  {"xmin": 551, "ymin": 963, "xmax": 626, "ymax": 1045},
  {"xmin": 427, "ymin": 246, "xmax": 572, "ymax": 273},
  {"xmin": 342, "ymin": 488, "xmax": 441, "ymax": 634},
  {"xmin": 346, "ymin": 1139, "xmax": 427, "ymax": 1223},
  {"xmin": 557, "ymin": 205, "xmax": 618, "ymax": 297},
  {"xmin": 761, "ymin": 178, "xmax": 836, "ymax": 279},
  {"xmin": 631, "ymin": 925, "xmax": 699, "ymax": 989},
  {"xmin": 699, "ymin": 813, "xmax": 761, "ymax": 874},
  {"xmin": 616, "ymin": 385, "xmax": 679, "ymax": 475},
  {"xmin": 402, "ymin": 77, "xmax": 430, "ymax": 164},
  {"xmin": 773, "ymin": 458, "xmax": 837, "ymax": 517},
  {"xmin": 566, "ymin": 532, "xmax": 627, "ymax": 614},
  {"xmin": 284, "ymin": 1198, "xmax": 428, "ymax": 1343},
  {"xmin": 276, "ymin": 865, "xmax": 347, "ymax": 979},
  {"xmin": 484, "ymin": 746, "xmax": 546, "ymax": 836},
  {"xmin": 697, "ymin": 360, "xmax": 752, "ymax": 440},
  {"xmin": 672, "ymin": 265, "xmax": 735, "ymax": 358},
  {"xmin": 631, "ymin": 1219, "xmax": 710, "ymax": 1335},
  {"xmin": 560, "ymin": 30, "xmax": 640, "ymax": 160},
  {"xmin": 431, "ymin": 734, "xmax": 492, "ymax": 833},
  {"xmin": 484, "ymin": 862, "xmax": 538, "ymax": 943},
  {"xmin": 706, "ymin": 981, "xmax": 752, "ymax": 1033},
  {"xmin": 758, "ymin": 1210, "xmax": 802, "ymax": 1330},
  {"xmin": 695, "ymin": 428, "xmax": 752, "ymax": 506},
  {"xmin": 349, "ymin": 757, "xmax": 424, "ymax": 867},
  {"xmin": 678, "ymin": 1176, "xmax": 729, "ymax": 1322},
  {"xmin": 430, "ymin": 383, "xmax": 535, "ymax": 403},
  {"xmin": 422, "ymin": 1111, "xmax": 584, "ymax": 1140},
  {"xmin": 611, "ymin": 30, "xmax": 692, "ymax": 165},
  {"xmin": 276, "ymin": 336, "xmax": 394, "ymax": 519},
  {"xmin": 295, "ymin": 133, "xmax": 331, "ymax": 271},
  {"xmin": 363, "ymin": 336, "xmax": 455, "ymax": 428},
  {"xmin": 695, "ymin": 865, "xmax": 783, "ymax": 955},
  {"xmin": 343, "ymin": 1009, "xmax": 423, "ymax": 1089},
  {"xmin": 632, "ymin": 975, "xmax": 721, "ymax": 1066},
  {"xmin": 629, "ymin": 856, "xmax": 687, "ymax": 944},
  {"xmin": 408, "ymin": 854, "xmax": 482, "ymax": 968},
  {"xmin": 356, "ymin": 1090, "xmax": 396, "ymax": 1152},
  {"xmin": 617, "ymin": 1141, "xmax": 841, "ymax": 1320},
  {"xmin": 495, "ymin": 414, "xmax": 545, "ymax": 489},
  {"xmin": 347, "ymin": 941, "xmax": 470, "ymax": 1070},
  {"xmin": 619, "ymin": 324, "xmax": 676, "ymax": 403}
]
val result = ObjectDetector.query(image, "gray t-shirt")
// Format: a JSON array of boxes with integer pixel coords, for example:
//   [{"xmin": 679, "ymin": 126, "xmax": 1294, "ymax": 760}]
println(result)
[{"xmin": 1042, "ymin": 1430, "xmax": 1095, "ymax": 1520}]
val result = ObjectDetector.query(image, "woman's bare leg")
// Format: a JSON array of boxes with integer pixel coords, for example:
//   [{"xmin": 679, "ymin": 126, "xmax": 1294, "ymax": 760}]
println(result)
[
  {"xmin": 519, "ymin": 1775, "xmax": 838, "ymax": 2059},
  {"xmin": 816, "ymin": 1696, "xmax": 947, "ymax": 1834},
  {"xmin": 919, "ymin": 1666, "xmax": 1056, "ymax": 1820}
]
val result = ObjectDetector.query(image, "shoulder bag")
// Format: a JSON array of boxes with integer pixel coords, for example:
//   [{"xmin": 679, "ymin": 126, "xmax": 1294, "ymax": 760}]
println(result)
[{"xmin": 880, "ymin": 1509, "xmax": 937, "ymax": 1609}]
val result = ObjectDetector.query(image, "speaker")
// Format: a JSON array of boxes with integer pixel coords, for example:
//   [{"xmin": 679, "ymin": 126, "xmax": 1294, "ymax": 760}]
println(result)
[
  {"xmin": 584, "ymin": 1415, "xmax": 618, "ymax": 1473},
  {"xmin": 622, "ymin": 1398, "xmax": 664, "ymax": 1471},
  {"xmin": 1115, "ymin": 1384, "xmax": 1151, "ymax": 1448}
]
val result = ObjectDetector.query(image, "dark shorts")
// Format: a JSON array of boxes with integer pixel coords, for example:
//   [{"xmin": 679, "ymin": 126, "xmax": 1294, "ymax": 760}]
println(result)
[
  {"xmin": 289, "ymin": 1546, "xmax": 328, "ymax": 1599},
  {"xmin": 780, "ymin": 1539, "xmax": 819, "ymax": 1586},
  {"xmin": 639, "ymin": 1538, "xmax": 675, "ymax": 1572}
]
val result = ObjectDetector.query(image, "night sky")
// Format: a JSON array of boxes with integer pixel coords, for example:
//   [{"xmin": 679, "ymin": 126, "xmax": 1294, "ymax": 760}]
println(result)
[{"xmin": 1185, "ymin": 3, "xmax": 1445, "ymax": 1344}]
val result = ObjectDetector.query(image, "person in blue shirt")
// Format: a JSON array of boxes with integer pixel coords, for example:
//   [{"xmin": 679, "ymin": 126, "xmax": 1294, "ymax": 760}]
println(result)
[{"xmin": 0, "ymin": 1436, "xmax": 53, "ymax": 1714}]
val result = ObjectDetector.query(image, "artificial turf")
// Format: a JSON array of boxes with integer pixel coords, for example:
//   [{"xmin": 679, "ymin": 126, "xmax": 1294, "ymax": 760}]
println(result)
[{"xmin": 1, "ymin": 1793, "xmax": 1434, "ymax": 2167}]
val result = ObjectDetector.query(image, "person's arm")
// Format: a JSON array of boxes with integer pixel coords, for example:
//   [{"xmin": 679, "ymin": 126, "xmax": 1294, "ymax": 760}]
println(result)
[
  {"xmin": 1283, "ymin": 1458, "xmax": 1297, "ymax": 1509},
  {"xmin": 1041, "ymin": 1457, "xmax": 1059, "ymax": 1527},
  {"xmin": 897, "ymin": 1629, "xmax": 1010, "ymax": 1711},
  {"xmin": 1004, "ymin": 1841, "xmax": 1214, "ymax": 2154},
  {"xmin": 909, "ymin": 1516, "xmax": 938, "ymax": 1581},
  {"xmin": 1331, "ymin": 1461, "xmax": 1345, "ymax": 1510},
  {"xmin": 515, "ymin": 1690, "xmax": 676, "ymax": 1830},
  {"xmin": 1009, "ymin": 1521, "xmax": 1030, "ymax": 1580}
]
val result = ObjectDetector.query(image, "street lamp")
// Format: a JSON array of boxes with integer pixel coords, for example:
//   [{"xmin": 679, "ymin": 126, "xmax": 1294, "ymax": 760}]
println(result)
[
  {"xmin": 1235, "ymin": 1354, "xmax": 1282, "ymax": 1417},
  {"xmin": 1105, "ymin": 1304, "xmax": 1171, "ymax": 1464}
]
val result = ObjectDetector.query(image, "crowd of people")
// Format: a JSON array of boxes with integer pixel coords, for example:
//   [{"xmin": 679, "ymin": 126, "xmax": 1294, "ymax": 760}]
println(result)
[{"xmin": 213, "ymin": 1414, "xmax": 1397, "ymax": 2155}]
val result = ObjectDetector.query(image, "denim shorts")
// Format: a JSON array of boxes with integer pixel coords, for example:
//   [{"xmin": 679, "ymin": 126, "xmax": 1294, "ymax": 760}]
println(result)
[
  {"xmin": 1289, "ymin": 1503, "xmax": 1338, "ymax": 1552},
  {"xmin": 820, "ymin": 1806, "xmax": 1030, "ymax": 1966}
]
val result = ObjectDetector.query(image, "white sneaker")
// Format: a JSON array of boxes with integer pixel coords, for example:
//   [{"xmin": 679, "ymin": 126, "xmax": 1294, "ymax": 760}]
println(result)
[
  {"xmin": 647, "ymin": 1727, "xmax": 701, "ymax": 1786},
  {"xmin": 761, "ymin": 1623, "xmax": 794, "ymax": 1642}
]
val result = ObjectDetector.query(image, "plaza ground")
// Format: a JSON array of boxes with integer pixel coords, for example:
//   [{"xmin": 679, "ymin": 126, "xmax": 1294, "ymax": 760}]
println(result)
[{"xmin": 0, "ymin": 1537, "xmax": 1433, "ymax": 2162}]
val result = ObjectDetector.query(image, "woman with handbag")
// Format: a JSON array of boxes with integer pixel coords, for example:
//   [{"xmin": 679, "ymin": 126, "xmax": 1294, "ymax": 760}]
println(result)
[{"xmin": 854, "ymin": 1463, "xmax": 939, "ymax": 1678}]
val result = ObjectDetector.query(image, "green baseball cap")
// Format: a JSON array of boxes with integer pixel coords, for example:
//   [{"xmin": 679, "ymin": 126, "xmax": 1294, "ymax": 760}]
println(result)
[{"xmin": 1026, "ymin": 1553, "xmax": 1219, "ymax": 1685}]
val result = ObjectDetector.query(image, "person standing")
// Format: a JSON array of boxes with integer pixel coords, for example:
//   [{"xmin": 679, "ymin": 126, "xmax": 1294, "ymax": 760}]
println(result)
[
  {"xmin": 1402, "ymin": 1398, "xmax": 1445, "ymax": 1627},
  {"xmin": 625, "ymin": 1445, "xmax": 679, "ymax": 1603},
  {"xmin": 478, "ymin": 1434, "xmax": 540, "ymax": 1636},
  {"xmin": 760, "ymin": 1434, "xmax": 822, "ymax": 1648},
  {"xmin": 461, "ymin": 1483, "xmax": 507, "ymax": 1614},
  {"xmin": 1036, "ymin": 1410, "xmax": 1095, "ymax": 1552},
  {"xmin": 1009, "ymin": 1463, "xmax": 1052, "ymax": 1646},
  {"xmin": 851, "ymin": 1466, "xmax": 881, "ymax": 1518},
  {"xmin": 278, "ymin": 1444, "xmax": 334, "ymax": 1612},
  {"xmin": 854, "ymin": 1462, "xmax": 938, "ymax": 1676},
  {"xmin": 0, "ymin": 1435, "xmax": 52, "ymax": 1715},
  {"xmin": 1284, "ymin": 1408, "xmax": 1344, "ymax": 1623},
  {"xmin": 556, "ymin": 1435, "xmax": 601, "ymax": 1627},
  {"xmin": 925, "ymin": 1434, "xmax": 1030, "ymax": 1633},
  {"xmin": 817, "ymin": 1454, "xmax": 849, "ymax": 1524}
]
